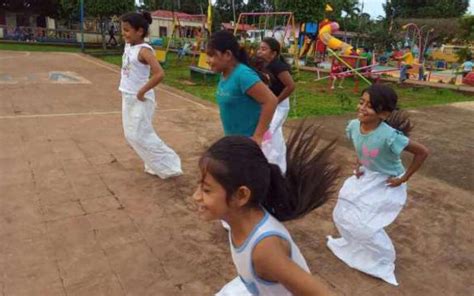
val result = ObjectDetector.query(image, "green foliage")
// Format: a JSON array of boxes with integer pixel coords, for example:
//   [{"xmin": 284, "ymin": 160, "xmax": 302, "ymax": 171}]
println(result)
[
  {"xmin": 390, "ymin": 0, "xmax": 469, "ymax": 18},
  {"xmin": 458, "ymin": 15, "xmax": 474, "ymax": 42},
  {"xmin": 456, "ymin": 47, "xmax": 472, "ymax": 63},
  {"xmin": 0, "ymin": 0, "xmax": 59, "ymax": 16},
  {"xmin": 84, "ymin": 0, "xmax": 134, "ymax": 19}
]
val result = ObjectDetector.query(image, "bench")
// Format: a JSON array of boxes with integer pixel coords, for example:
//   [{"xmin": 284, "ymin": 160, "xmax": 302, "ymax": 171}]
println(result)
[
  {"xmin": 189, "ymin": 66, "xmax": 219, "ymax": 83},
  {"xmin": 189, "ymin": 52, "xmax": 219, "ymax": 83}
]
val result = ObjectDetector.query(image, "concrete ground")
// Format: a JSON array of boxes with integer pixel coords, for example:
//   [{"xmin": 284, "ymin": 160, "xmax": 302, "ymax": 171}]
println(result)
[{"xmin": 0, "ymin": 51, "xmax": 472, "ymax": 296}]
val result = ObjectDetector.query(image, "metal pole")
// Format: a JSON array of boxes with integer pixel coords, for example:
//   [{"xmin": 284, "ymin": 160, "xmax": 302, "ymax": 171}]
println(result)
[
  {"xmin": 232, "ymin": 0, "xmax": 236, "ymax": 24},
  {"xmin": 328, "ymin": 48, "xmax": 372, "ymax": 85},
  {"xmin": 80, "ymin": 0, "xmax": 84, "ymax": 52}
]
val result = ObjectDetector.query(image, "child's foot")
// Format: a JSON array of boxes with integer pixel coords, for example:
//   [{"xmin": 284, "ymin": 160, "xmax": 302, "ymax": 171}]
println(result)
[
  {"xmin": 330, "ymin": 86, "xmax": 335, "ymax": 90},
  {"xmin": 144, "ymin": 164, "xmax": 157, "ymax": 176}
]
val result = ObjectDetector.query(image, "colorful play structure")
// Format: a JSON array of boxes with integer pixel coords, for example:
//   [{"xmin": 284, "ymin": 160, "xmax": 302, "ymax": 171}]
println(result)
[{"xmin": 154, "ymin": 2, "xmax": 473, "ymax": 88}]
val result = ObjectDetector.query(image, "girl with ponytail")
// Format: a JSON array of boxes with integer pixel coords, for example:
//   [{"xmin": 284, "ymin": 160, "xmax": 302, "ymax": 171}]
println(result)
[
  {"xmin": 193, "ymin": 122, "xmax": 338, "ymax": 296},
  {"xmin": 118, "ymin": 11, "xmax": 182, "ymax": 178},
  {"xmin": 327, "ymin": 83, "xmax": 429, "ymax": 285},
  {"xmin": 207, "ymin": 30, "xmax": 277, "ymax": 146}
]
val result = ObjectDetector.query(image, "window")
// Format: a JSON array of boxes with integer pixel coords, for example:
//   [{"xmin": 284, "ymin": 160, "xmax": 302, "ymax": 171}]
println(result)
[{"xmin": 159, "ymin": 26, "xmax": 167, "ymax": 37}]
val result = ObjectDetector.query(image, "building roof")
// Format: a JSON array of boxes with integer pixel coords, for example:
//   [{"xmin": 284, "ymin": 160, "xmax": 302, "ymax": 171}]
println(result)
[
  {"xmin": 151, "ymin": 10, "xmax": 205, "ymax": 22},
  {"xmin": 221, "ymin": 22, "xmax": 255, "ymax": 31}
]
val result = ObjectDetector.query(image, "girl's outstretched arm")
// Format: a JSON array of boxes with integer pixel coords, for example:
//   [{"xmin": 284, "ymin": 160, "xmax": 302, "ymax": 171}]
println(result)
[
  {"xmin": 387, "ymin": 139, "xmax": 429, "ymax": 187},
  {"xmin": 137, "ymin": 47, "xmax": 165, "ymax": 101},
  {"xmin": 246, "ymin": 82, "xmax": 277, "ymax": 145},
  {"xmin": 253, "ymin": 236, "xmax": 333, "ymax": 296}
]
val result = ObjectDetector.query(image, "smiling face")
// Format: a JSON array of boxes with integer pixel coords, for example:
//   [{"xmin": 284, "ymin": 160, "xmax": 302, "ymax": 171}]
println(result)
[
  {"xmin": 192, "ymin": 170, "xmax": 231, "ymax": 221},
  {"xmin": 357, "ymin": 92, "xmax": 381, "ymax": 124},
  {"xmin": 121, "ymin": 21, "xmax": 144, "ymax": 44}
]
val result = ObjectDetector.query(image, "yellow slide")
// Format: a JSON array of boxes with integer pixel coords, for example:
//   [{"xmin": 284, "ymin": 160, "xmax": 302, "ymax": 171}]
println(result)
[{"xmin": 318, "ymin": 21, "xmax": 352, "ymax": 55}]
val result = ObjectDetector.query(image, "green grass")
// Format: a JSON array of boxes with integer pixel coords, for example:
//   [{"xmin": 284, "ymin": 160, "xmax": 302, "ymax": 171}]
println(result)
[
  {"xmin": 5, "ymin": 43, "xmax": 467, "ymax": 118},
  {"xmin": 0, "ymin": 42, "xmax": 82, "ymax": 52},
  {"xmin": 100, "ymin": 52, "xmax": 474, "ymax": 117}
]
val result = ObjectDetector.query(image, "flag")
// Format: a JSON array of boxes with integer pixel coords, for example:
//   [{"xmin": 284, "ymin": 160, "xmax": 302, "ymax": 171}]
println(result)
[{"xmin": 207, "ymin": 0, "xmax": 213, "ymax": 33}]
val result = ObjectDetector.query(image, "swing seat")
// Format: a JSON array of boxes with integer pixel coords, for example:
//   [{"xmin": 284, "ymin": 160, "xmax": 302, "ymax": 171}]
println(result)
[
  {"xmin": 155, "ymin": 49, "xmax": 167, "ymax": 66},
  {"xmin": 189, "ymin": 52, "xmax": 219, "ymax": 83}
]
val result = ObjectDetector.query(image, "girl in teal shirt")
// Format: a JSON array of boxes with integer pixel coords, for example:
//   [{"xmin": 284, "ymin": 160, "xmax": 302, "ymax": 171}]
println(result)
[
  {"xmin": 206, "ymin": 31, "xmax": 277, "ymax": 145},
  {"xmin": 327, "ymin": 84, "xmax": 429, "ymax": 286}
]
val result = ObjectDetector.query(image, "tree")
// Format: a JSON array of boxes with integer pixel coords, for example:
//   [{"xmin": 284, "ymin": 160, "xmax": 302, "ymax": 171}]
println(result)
[
  {"xmin": 390, "ymin": 0, "xmax": 469, "ymax": 18},
  {"xmin": 0, "ymin": 0, "xmax": 59, "ymax": 17},
  {"xmin": 458, "ymin": 15, "xmax": 474, "ymax": 42},
  {"xmin": 84, "ymin": 0, "xmax": 134, "ymax": 49},
  {"xmin": 215, "ymin": 0, "xmax": 245, "ymax": 23}
]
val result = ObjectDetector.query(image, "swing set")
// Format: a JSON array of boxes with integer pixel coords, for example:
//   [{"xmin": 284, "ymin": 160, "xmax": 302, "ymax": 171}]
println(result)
[
  {"xmin": 233, "ymin": 12, "xmax": 299, "ymax": 67},
  {"xmin": 154, "ymin": 12, "xmax": 207, "ymax": 67}
]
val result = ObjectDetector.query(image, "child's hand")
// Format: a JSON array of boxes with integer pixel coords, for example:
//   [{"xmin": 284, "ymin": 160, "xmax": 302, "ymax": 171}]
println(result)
[
  {"xmin": 136, "ymin": 90, "xmax": 146, "ymax": 101},
  {"xmin": 353, "ymin": 160, "xmax": 363, "ymax": 178},
  {"xmin": 251, "ymin": 135, "xmax": 263, "ymax": 146},
  {"xmin": 354, "ymin": 166, "xmax": 364, "ymax": 178},
  {"xmin": 386, "ymin": 176, "xmax": 406, "ymax": 187}
]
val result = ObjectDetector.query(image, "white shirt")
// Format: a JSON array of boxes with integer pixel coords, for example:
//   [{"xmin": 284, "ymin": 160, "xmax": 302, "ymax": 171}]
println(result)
[
  {"xmin": 229, "ymin": 211, "xmax": 310, "ymax": 295},
  {"xmin": 119, "ymin": 43, "xmax": 155, "ymax": 98}
]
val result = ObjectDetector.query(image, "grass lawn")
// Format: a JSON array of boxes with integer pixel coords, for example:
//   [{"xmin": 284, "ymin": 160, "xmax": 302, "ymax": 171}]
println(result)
[
  {"xmin": 100, "ymin": 52, "xmax": 473, "ymax": 118},
  {"xmin": 0, "ymin": 42, "xmax": 82, "ymax": 52},
  {"xmin": 2, "ymin": 42, "xmax": 471, "ymax": 118}
]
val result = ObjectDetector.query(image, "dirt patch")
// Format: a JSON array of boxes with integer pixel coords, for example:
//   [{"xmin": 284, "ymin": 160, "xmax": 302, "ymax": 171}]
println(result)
[{"xmin": 0, "ymin": 51, "xmax": 472, "ymax": 296}]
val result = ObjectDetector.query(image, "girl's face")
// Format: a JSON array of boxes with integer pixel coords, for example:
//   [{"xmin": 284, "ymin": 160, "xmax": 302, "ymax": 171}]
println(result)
[
  {"xmin": 206, "ymin": 49, "xmax": 232, "ymax": 73},
  {"xmin": 121, "ymin": 22, "xmax": 144, "ymax": 44},
  {"xmin": 257, "ymin": 42, "xmax": 276, "ymax": 63},
  {"xmin": 357, "ymin": 92, "xmax": 381, "ymax": 124},
  {"xmin": 193, "ymin": 171, "xmax": 231, "ymax": 221}
]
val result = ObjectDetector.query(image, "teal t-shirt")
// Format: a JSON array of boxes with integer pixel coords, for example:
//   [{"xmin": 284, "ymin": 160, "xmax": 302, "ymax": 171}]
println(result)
[
  {"xmin": 216, "ymin": 63, "xmax": 261, "ymax": 136},
  {"xmin": 346, "ymin": 119, "xmax": 409, "ymax": 176}
]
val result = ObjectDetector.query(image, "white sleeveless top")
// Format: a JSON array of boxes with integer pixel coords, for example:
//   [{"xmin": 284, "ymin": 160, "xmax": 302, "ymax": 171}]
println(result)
[
  {"xmin": 119, "ymin": 43, "xmax": 155, "ymax": 98},
  {"xmin": 229, "ymin": 211, "xmax": 310, "ymax": 296}
]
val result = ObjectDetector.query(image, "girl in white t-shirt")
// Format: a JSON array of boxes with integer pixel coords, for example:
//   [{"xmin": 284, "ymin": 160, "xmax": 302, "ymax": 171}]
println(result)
[
  {"xmin": 119, "ymin": 12, "xmax": 182, "ymax": 178},
  {"xmin": 193, "ymin": 123, "xmax": 338, "ymax": 296}
]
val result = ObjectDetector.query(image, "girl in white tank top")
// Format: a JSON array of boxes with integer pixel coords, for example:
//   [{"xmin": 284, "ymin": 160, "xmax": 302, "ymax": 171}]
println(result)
[
  {"xmin": 193, "ymin": 123, "xmax": 338, "ymax": 295},
  {"xmin": 119, "ymin": 12, "xmax": 182, "ymax": 179}
]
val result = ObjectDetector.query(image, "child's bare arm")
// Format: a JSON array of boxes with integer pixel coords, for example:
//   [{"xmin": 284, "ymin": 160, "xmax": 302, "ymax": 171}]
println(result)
[
  {"xmin": 253, "ymin": 236, "xmax": 333, "ymax": 296},
  {"xmin": 136, "ymin": 48, "xmax": 164, "ymax": 101},
  {"xmin": 387, "ymin": 139, "xmax": 429, "ymax": 187},
  {"xmin": 246, "ymin": 82, "xmax": 277, "ymax": 145}
]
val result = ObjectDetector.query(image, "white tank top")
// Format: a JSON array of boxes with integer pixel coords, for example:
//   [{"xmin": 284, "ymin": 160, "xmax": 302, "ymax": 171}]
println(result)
[
  {"xmin": 229, "ymin": 211, "xmax": 310, "ymax": 295},
  {"xmin": 119, "ymin": 43, "xmax": 155, "ymax": 98}
]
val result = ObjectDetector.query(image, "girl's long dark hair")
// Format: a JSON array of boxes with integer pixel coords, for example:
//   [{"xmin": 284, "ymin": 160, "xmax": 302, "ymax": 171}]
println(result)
[
  {"xmin": 262, "ymin": 37, "xmax": 290, "ymax": 67},
  {"xmin": 363, "ymin": 84, "xmax": 413, "ymax": 136},
  {"xmin": 199, "ymin": 122, "xmax": 340, "ymax": 222},
  {"xmin": 121, "ymin": 11, "xmax": 152, "ymax": 37},
  {"xmin": 208, "ymin": 30, "xmax": 249, "ymax": 65},
  {"xmin": 208, "ymin": 30, "xmax": 268, "ymax": 82}
]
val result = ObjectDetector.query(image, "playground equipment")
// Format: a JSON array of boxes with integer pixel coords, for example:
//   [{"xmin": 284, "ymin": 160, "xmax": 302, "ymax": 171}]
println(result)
[
  {"xmin": 189, "ymin": 0, "xmax": 219, "ymax": 82},
  {"xmin": 233, "ymin": 12, "xmax": 299, "ymax": 66},
  {"xmin": 298, "ymin": 22, "xmax": 318, "ymax": 59},
  {"xmin": 318, "ymin": 22, "xmax": 353, "ymax": 55},
  {"xmin": 463, "ymin": 72, "xmax": 474, "ymax": 86},
  {"xmin": 153, "ymin": 11, "xmax": 207, "ymax": 67}
]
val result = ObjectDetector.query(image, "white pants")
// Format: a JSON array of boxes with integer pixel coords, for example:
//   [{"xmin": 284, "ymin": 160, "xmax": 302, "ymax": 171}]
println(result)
[
  {"xmin": 121, "ymin": 92, "xmax": 182, "ymax": 179},
  {"xmin": 262, "ymin": 98, "xmax": 290, "ymax": 174},
  {"xmin": 327, "ymin": 168, "xmax": 407, "ymax": 286}
]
